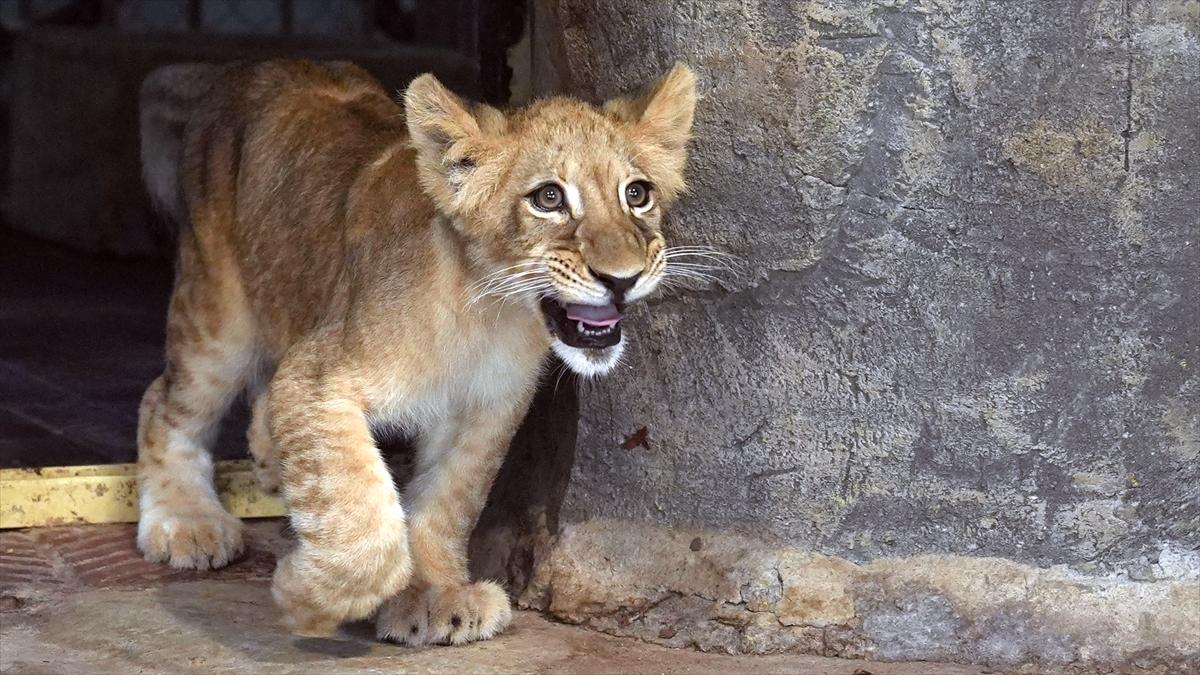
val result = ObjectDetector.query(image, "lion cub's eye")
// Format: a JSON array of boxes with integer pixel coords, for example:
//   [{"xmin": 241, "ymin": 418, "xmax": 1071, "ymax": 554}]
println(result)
[
  {"xmin": 530, "ymin": 184, "xmax": 565, "ymax": 212},
  {"xmin": 625, "ymin": 181, "xmax": 653, "ymax": 209}
]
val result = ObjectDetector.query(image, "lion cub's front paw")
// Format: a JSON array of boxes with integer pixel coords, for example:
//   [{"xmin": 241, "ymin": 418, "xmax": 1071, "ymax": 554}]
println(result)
[
  {"xmin": 376, "ymin": 581, "xmax": 512, "ymax": 646},
  {"xmin": 273, "ymin": 536, "xmax": 412, "ymax": 638},
  {"xmin": 137, "ymin": 505, "xmax": 245, "ymax": 570}
]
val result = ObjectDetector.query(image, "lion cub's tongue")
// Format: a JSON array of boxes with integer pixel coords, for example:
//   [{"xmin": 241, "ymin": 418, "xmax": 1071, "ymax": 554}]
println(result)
[{"xmin": 565, "ymin": 302, "xmax": 622, "ymax": 327}]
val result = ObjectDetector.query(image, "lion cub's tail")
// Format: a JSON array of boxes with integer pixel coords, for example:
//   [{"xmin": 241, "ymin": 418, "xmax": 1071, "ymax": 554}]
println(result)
[{"xmin": 138, "ymin": 63, "xmax": 223, "ymax": 228}]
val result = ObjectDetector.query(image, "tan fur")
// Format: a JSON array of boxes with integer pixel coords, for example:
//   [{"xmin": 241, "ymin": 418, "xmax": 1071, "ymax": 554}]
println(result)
[{"xmin": 135, "ymin": 59, "xmax": 696, "ymax": 643}]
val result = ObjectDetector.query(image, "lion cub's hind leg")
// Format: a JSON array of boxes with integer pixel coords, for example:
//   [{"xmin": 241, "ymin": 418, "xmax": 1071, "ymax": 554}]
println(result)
[
  {"xmin": 247, "ymin": 390, "xmax": 281, "ymax": 494},
  {"xmin": 136, "ymin": 235, "xmax": 257, "ymax": 570}
]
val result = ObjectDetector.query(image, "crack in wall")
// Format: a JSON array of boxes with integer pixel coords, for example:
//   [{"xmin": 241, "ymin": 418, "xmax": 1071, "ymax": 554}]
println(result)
[{"xmin": 1122, "ymin": 0, "xmax": 1135, "ymax": 173}]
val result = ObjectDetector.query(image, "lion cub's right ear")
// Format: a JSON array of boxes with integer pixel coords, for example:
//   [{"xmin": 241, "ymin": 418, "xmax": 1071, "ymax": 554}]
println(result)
[{"xmin": 404, "ymin": 74, "xmax": 506, "ymax": 212}]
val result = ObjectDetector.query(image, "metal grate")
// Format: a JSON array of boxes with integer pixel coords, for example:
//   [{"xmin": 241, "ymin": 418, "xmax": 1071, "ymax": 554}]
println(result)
[
  {"xmin": 4, "ymin": 0, "xmax": 385, "ymax": 39},
  {"xmin": 201, "ymin": 0, "xmax": 281, "ymax": 35},
  {"xmin": 292, "ymin": 0, "xmax": 365, "ymax": 37},
  {"xmin": 116, "ymin": 0, "xmax": 190, "ymax": 32}
]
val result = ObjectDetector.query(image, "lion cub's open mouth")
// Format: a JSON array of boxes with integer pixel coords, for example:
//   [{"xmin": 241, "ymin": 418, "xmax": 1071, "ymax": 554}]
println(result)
[{"xmin": 539, "ymin": 297, "xmax": 623, "ymax": 349}]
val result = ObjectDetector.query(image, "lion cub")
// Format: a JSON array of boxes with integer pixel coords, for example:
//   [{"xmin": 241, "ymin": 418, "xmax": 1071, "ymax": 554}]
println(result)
[{"xmin": 135, "ymin": 59, "xmax": 696, "ymax": 644}]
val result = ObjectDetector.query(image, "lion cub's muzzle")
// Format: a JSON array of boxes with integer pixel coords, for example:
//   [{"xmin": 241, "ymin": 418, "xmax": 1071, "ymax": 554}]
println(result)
[
  {"xmin": 539, "ymin": 297, "xmax": 623, "ymax": 348},
  {"xmin": 539, "ymin": 268, "xmax": 643, "ymax": 349}
]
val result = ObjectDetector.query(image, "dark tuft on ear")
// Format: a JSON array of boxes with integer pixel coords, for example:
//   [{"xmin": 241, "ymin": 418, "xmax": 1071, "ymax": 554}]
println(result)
[{"xmin": 403, "ymin": 74, "xmax": 506, "ymax": 213}]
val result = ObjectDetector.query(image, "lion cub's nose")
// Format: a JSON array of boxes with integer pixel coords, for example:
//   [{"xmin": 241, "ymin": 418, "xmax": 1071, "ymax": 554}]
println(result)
[{"xmin": 591, "ymin": 269, "xmax": 641, "ymax": 303}]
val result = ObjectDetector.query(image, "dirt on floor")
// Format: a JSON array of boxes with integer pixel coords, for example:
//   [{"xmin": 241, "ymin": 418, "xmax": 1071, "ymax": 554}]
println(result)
[{"xmin": 0, "ymin": 520, "xmax": 988, "ymax": 675}]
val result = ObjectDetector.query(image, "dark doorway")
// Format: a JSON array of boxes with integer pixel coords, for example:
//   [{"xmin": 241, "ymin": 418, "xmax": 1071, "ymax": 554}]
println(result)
[{"xmin": 0, "ymin": 0, "xmax": 527, "ymax": 469}]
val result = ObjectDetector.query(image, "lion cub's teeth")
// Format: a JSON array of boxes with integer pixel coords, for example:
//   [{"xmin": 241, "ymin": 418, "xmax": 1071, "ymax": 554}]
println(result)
[{"xmin": 577, "ymin": 320, "xmax": 618, "ymax": 337}]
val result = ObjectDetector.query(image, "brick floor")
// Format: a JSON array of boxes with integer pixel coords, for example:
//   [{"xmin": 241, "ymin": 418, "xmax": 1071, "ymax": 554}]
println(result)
[
  {"xmin": 0, "ymin": 530, "xmax": 59, "ymax": 590},
  {"xmin": 0, "ymin": 519, "xmax": 285, "ymax": 597}
]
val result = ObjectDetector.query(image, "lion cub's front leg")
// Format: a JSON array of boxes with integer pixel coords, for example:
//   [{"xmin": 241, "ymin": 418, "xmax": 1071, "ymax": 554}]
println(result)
[
  {"xmin": 376, "ymin": 402, "xmax": 529, "ymax": 646},
  {"xmin": 268, "ymin": 354, "xmax": 412, "ymax": 636}
]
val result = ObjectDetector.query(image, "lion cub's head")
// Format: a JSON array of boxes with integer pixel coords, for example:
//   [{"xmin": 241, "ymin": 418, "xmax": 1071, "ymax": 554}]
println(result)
[{"xmin": 404, "ymin": 64, "xmax": 697, "ymax": 377}]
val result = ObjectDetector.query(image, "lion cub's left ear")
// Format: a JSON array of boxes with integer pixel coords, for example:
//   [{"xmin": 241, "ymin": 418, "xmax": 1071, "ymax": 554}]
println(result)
[
  {"xmin": 605, "ymin": 63, "xmax": 697, "ymax": 199},
  {"xmin": 404, "ymin": 74, "xmax": 506, "ymax": 211}
]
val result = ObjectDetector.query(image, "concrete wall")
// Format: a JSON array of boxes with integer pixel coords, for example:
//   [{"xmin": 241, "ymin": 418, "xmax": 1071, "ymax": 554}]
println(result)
[{"xmin": 504, "ymin": 0, "xmax": 1200, "ymax": 669}]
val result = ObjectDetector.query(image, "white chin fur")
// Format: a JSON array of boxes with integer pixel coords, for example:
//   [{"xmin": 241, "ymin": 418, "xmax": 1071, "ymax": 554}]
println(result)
[{"xmin": 552, "ymin": 337, "xmax": 625, "ymax": 378}]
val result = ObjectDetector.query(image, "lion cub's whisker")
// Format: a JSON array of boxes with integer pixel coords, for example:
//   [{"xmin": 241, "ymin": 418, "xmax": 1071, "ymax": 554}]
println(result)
[
  {"xmin": 662, "ymin": 248, "xmax": 741, "ymax": 271},
  {"xmin": 467, "ymin": 270, "xmax": 551, "ymax": 306},
  {"xmin": 465, "ymin": 265, "xmax": 549, "ymax": 305},
  {"xmin": 464, "ymin": 261, "xmax": 544, "ymax": 295},
  {"xmin": 471, "ymin": 271, "xmax": 546, "ymax": 298}
]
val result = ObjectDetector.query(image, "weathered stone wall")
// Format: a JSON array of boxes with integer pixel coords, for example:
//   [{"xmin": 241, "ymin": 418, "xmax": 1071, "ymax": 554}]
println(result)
[{"xmin": 512, "ymin": 0, "xmax": 1200, "ymax": 669}]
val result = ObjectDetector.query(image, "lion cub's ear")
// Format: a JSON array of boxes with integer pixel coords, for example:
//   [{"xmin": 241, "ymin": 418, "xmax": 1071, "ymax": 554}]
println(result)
[
  {"xmin": 604, "ymin": 63, "xmax": 697, "ymax": 200},
  {"xmin": 404, "ymin": 74, "xmax": 505, "ymax": 211}
]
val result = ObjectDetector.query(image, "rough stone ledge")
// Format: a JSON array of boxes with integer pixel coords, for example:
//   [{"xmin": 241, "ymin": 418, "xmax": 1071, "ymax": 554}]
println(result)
[{"xmin": 518, "ymin": 519, "xmax": 1200, "ymax": 673}]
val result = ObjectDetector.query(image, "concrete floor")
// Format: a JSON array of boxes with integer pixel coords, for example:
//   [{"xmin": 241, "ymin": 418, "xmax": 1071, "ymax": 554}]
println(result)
[
  {"xmin": 1, "ymin": 581, "xmax": 987, "ymax": 675},
  {"xmin": 0, "ymin": 522, "xmax": 986, "ymax": 675}
]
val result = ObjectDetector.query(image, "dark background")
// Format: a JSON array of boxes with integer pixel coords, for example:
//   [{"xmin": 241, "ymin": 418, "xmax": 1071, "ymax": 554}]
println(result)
[{"xmin": 0, "ymin": 0, "xmax": 528, "ymax": 468}]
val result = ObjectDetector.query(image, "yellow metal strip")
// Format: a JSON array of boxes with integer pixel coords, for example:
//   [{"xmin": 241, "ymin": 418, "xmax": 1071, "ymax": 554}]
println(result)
[{"xmin": 0, "ymin": 460, "xmax": 285, "ymax": 529}]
